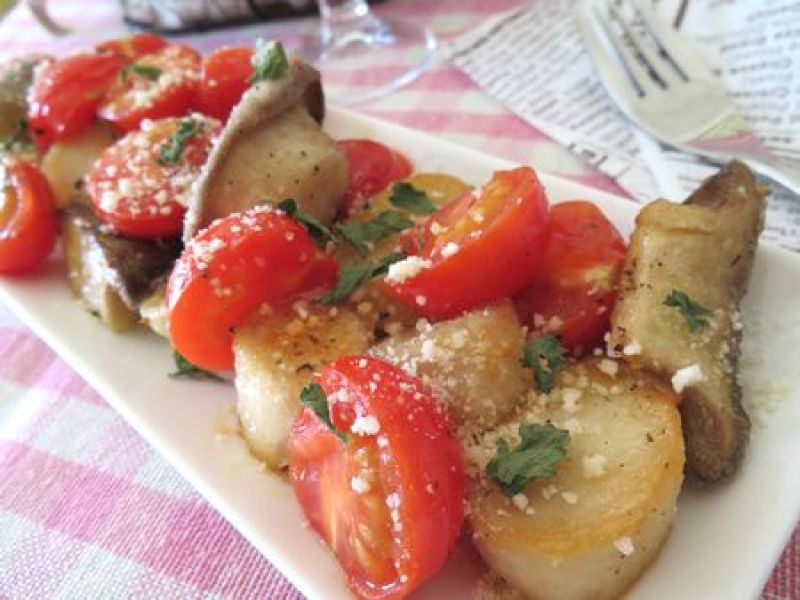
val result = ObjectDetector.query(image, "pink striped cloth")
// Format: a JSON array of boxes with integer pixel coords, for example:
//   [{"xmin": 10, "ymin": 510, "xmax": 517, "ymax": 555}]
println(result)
[{"xmin": 0, "ymin": 1, "xmax": 796, "ymax": 598}]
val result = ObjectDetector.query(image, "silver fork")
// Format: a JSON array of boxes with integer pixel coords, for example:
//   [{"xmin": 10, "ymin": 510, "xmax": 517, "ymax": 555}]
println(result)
[{"xmin": 577, "ymin": 0, "xmax": 800, "ymax": 196}]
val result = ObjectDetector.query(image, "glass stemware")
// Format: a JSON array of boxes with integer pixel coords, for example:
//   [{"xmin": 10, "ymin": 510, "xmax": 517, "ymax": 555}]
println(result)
[{"xmin": 301, "ymin": 0, "xmax": 436, "ymax": 105}]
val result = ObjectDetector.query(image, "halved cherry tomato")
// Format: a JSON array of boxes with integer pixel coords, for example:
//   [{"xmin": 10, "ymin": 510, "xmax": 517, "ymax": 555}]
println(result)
[
  {"xmin": 96, "ymin": 33, "xmax": 168, "ymax": 61},
  {"xmin": 289, "ymin": 356, "xmax": 465, "ymax": 600},
  {"xmin": 385, "ymin": 166, "xmax": 550, "ymax": 321},
  {"xmin": 0, "ymin": 160, "xmax": 58, "ymax": 274},
  {"xmin": 338, "ymin": 139, "xmax": 413, "ymax": 215},
  {"xmin": 98, "ymin": 44, "xmax": 200, "ymax": 133},
  {"xmin": 166, "ymin": 206, "xmax": 339, "ymax": 370},
  {"xmin": 514, "ymin": 201, "xmax": 627, "ymax": 355},
  {"xmin": 86, "ymin": 115, "xmax": 220, "ymax": 239},
  {"xmin": 27, "ymin": 52, "xmax": 122, "ymax": 148},
  {"xmin": 195, "ymin": 47, "xmax": 254, "ymax": 121}
]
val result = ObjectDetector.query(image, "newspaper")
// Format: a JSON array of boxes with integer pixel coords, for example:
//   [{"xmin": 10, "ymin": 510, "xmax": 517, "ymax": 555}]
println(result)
[{"xmin": 449, "ymin": 0, "xmax": 800, "ymax": 251}]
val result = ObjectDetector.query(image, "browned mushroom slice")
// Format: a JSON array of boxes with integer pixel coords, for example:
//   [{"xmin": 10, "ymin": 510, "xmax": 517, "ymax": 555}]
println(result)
[
  {"xmin": 609, "ymin": 161, "xmax": 767, "ymax": 481},
  {"xmin": 62, "ymin": 203, "xmax": 182, "ymax": 330},
  {"xmin": 0, "ymin": 54, "xmax": 49, "ymax": 162},
  {"xmin": 184, "ymin": 58, "xmax": 348, "ymax": 240}
]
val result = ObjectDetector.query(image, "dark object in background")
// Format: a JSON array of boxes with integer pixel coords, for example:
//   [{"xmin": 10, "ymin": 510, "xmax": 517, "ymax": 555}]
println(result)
[{"xmin": 121, "ymin": 0, "xmax": 386, "ymax": 33}]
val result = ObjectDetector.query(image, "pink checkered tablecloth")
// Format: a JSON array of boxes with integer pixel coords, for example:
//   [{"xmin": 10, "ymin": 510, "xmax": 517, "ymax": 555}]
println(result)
[{"xmin": 0, "ymin": 1, "xmax": 797, "ymax": 598}]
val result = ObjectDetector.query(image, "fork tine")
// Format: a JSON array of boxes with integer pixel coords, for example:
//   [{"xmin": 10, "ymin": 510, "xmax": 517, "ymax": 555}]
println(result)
[
  {"xmin": 577, "ymin": 1, "xmax": 644, "ymax": 108},
  {"xmin": 629, "ymin": 0, "xmax": 718, "ymax": 82},
  {"xmin": 606, "ymin": 1, "xmax": 683, "ymax": 90},
  {"xmin": 594, "ymin": 2, "xmax": 660, "ymax": 96}
]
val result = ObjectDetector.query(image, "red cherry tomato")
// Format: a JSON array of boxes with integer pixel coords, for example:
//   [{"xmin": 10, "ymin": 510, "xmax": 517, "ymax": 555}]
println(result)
[
  {"xmin": 514, "ymin": 200, "xmax": 627, "ymax": 355},
  {"xmin": 96, "ymin": 33, "xmax": 168, "ymax": 61},
  {"xmin": 166, "ymin": 207, "xmax": 339, "ymax": 371},
  {"xmin": 385, "ymin": 166, "xmax": 550, "ymax": 321},
  {"xmin": 195, "ymin": 47, "xmax": 254, "ymax": 121},
  {"xmin": 289, "ymin": 356, "xmax": 465, "ymax": 600},
  {"xmin": 98, "ymin": 44, "xmax": 200, "ymax": 133},
  {"xmin": 27, "ymin": 52, "xmax": 122, "ymax": 148},
  {"xmin": 86, "ymin": 115, "xmax": 220, "ymax": 239},
  {"xmin": 338, "ymin": 139, "xmax": 413, "ymax": 215},
  {"xmin": 0, "ymin": 160, "xmax": 58, "ymax": 274}
]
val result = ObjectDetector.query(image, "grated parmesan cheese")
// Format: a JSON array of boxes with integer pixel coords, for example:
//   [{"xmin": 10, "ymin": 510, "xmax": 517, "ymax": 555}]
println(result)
[
  {"xmin": 351, "ymin": 415, "xmax": 380, "ymax": 436},
  {"xmin": 582, "ymin": 454, "xmax": 607, "ymax": 479},
  {"xmin": 421, "ymin": 339, "xmax": 436, "ymax": 361},
  {"xmin": 511, "ymin": 493, "xmax": 529, "ymax": 511},
  {"xmin": 614, "ymin": 536, "xmax": 635, "ymax": 557},
  {"xmin": 561, "ymin": 491, "xmax": 579, "ymax": 505},
  {"xmin": 350, "ymin": 476, "xmax": 371, "ymax": 494},
  {"xmin": 441, "ymin": 242, "xmax": 460, "ymax": 257},
  {"xmin": 385, "ymin": 256, "xmax": 431, "ymax": 284},
  {"xmin": 671, "ymin": 364, "xmax": 704, "ymax": 393},
  {"xmin": 561, "ymin": 388, "xmax": 582, "ymax": 413},
  {"xmin": 622, "ymin": 340, "xmax": 642, "ymax": 356},
  {"xmin": 598, "ymin": 358, "xmax": 618, "ymax": 377}
]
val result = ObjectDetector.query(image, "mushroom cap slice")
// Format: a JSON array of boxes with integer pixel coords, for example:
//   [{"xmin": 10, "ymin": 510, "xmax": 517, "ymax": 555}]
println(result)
[
  {"xmin": 609, "ymin": 161, "xmax": 766, "ymax": 480},
  {"xmin": 184, "ymin": 58, "xmax": 347, "ymax": 240}
]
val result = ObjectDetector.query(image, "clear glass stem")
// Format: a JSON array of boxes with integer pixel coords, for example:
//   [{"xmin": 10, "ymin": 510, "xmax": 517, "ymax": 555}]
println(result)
[
  {"xmin": 303, "ymin": 0, "xmax": 437, "ymax": 105},
  {"xmin": 318, "ymin": 0, "xmax": 378, "ymax": 48}
]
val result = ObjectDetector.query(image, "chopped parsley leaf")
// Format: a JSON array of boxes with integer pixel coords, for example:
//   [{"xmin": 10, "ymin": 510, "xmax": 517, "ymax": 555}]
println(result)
[
  {"xmin": 317, "ymin": 252, "xmax": 405, "ymax": 306},
  {"xmin": 250, "ymin": 40, "xmax": 289, "ymax": 84},
  {"xmin": 0, "ymin": 118, "xmax": 31, "ymax": 151},
  {"xmin": 663, "ymin": 289, "xmax": 713, "ymax": 332},
  {"xmin": 521, "ymin": 335, "xmax": 567, "ymax": 393},
  {"xmin": 486, "ymin": 423, "xmax": 570, "ymax": 497},
  {"xmin": 121, "ymin": 63, "xmax": 162, "ymax": 82},
  {"xmin": 337, "ymin": 210, "xmax": 413, "ymax": 256},
  {"xmin": 156, "ymin": 117, "xmax": 202, "ymax": 165},
  {"xmin": 277, "ymin": 198, "xmax": 336, "ymax": 248},
  {"xmin": 169, "ymin": 351, "xmax": 227, "ymax": 383},
  {"xmin": 300, "ymin": 383, "xmax": 347, "ymax": 442},
  {"xmin": 389, "ymin": 182, "xmax": 436, "ymax": 215}
]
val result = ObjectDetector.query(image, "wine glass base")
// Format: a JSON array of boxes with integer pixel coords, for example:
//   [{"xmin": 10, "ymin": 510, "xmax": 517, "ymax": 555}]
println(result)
[{"xmin": 299, "ymin": 17, "xmax": 437, "ymax": 106}]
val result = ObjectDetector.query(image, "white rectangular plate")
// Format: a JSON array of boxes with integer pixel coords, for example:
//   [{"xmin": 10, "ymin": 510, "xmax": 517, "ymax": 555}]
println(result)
[{"xmin": 1, "ymin": 106, "xmax": 799, "ymax": 600}]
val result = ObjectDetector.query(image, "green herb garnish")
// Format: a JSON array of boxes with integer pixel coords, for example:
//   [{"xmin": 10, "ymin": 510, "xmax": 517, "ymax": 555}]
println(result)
[
  {"xmin": 250, "ymin": 40, "xmax": 289, "ymax": 84},
  {"xmin": 521, "ymin": 335, "xmax": 567, "ymax": 393},
  {"xmin": 157, "ymin": 117, "xmax": 202, "ymax": 165},
  {"xmin": 300, "ymin": 383, "xmax": 347, "ymax": 442},
  {"xmin": 337, "ymin": 210, "xmax": 413, "ymax": 256},
  {"xmin": 277, "ymin": 198, "xmax": 336, "ymax": 248},
  {"xmin": 0, "ymin": 118, "xmax": 31, "ymax": 151},
  {"xmin": 389, "ymin": 182, "xmax": 436, "ymax": 215},
  {"xmin": 663, "ymin": 289, "xmax": 713, "ymax": 332},
  {"xmin": 486, "ymin": 423, "xmax": 570, "ymax": 497},
  {"xmin": 318, "ymin": 252, "xmax": 405, "ymax": 306},
  {"xmin": 169, "ymin": 350, "xmax": 227, "ymax": 383},
  {"xmin": 121, "ymin": 63, "xmax": 162, "ymax": 82}
]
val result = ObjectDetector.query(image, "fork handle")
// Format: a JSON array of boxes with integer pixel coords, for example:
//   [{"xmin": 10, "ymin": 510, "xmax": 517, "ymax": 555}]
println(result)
[{"xmin": 687, "ymin": 133, "xmax": 800, "ymax": 196}]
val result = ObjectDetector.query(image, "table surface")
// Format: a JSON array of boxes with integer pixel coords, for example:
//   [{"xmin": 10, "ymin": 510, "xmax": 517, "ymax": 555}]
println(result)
[{"xmin": 0, "ymin": 1, "xmax": 796, "ymax": 599}]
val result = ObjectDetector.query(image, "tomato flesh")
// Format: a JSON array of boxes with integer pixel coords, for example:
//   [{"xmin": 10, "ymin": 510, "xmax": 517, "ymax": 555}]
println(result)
[
  {"xmin": 98, "ymin": 44, "xmax": 201, "ymax": 133},
  {"xmin": 294, "ymin": 419, "xmax": 397, "ymax": 588},
  {"xmin": 289, "ymin": 356, "xmax": 465, "ymax": 600},
  {"xmin": 338, "ymin": 139, "xmax": 413, "ymax": 215},
  {"xmin": 195, "ymin": 47, "xmax": 254, "ymax": 121},
  {"xmin": 166, "ymin": 207, "xmax": 339, "ymax": 371},
  {"xmin": 27, "ymin": 52, "xmax": 122, "ymax": 148},
  {"xmin": 514, "ymin": 200, "xmax": 627, "ymax": 355},
  {"xmin": 386, "ymin": 166, "xmax": 550, "ymax": 321},
  {"xmin": 96, "ymin": 33, "xmax": 168, "ymax": 61},
  {"xmin": 86, "ymin": 115, "xmax": 221, "ymax": 239},
  {"xmin": 0, "ymin": 160, "xmax": 57, "ymax": 274}
]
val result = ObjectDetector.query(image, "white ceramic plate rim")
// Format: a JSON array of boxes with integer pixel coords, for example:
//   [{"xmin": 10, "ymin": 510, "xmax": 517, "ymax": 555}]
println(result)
[{"xmin": 1, "ymin": 105, "xmax": 799, "ymax": 600}]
